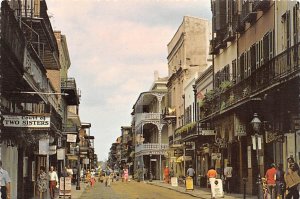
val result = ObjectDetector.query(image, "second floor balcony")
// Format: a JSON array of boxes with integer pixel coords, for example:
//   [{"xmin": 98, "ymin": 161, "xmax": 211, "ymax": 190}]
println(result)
[{"xmin": 135, "ymin": 143, "xmax": 168, "ymax": 156}]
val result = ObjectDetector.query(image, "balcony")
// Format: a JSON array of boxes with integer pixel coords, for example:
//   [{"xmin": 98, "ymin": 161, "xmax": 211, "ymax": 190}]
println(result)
[
  {"xmin": 202, "ymin": 42, "xmax": 300, "ymax": 118},
  {"xmin": 135, "ymin": 143, "xmax": 169, "ymax": 156},
  {"xmin": 62, "ymin": 124, "xmax": 78, "ymax": 134},
  {"xmin": 61, "ymin": 78, "xmax": 80, "ymax": 105},
  {"xmin": 241, "ymin": 1, "xmax": 257, "ymax": 24},
  {"xmin": 223, "ymin": 26, "xmax": 235, "ymax": 42},
  {"xmin": 253, "ymin": 0, "xmax": 270, "ymax": 12},
  {"xmin": 135, "ymin": 113, "xmax": 161, "ymax": 127},
  {"xmin": 161, "ymin": 107, "xmax": 176, "ymax": 123},
  {"xmin": 20, "ymin": 1, "xmax": 60, "ymax": 70},
  {"xmin": 209, "ymin": 39, "xmax": 220, "ymax": 55}
]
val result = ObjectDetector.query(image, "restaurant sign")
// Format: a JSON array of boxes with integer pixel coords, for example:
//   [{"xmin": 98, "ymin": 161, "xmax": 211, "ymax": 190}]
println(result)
[{"xmin": 3, "ymin": 115, "xmax": 50, "ymax": 128}]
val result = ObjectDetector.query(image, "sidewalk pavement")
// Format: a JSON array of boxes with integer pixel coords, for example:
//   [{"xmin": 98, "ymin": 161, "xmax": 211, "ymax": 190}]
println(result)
[
  {"xmin": 70, "ymin": 182, "xmax": 87, "ymax": 199},
  {"xmin": 146, "ymin": 180, "xmax": 257, "ymax": 199}
]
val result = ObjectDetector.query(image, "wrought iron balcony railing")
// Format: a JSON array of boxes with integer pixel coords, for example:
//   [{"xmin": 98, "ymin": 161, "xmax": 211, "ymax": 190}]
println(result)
[
  {"xmin": 134, "ymin": 113, "xmax": 161, "ymax": 127},
  {"xmin": 202, "ymin": 42, "xmax": 300, "ymax": 118},
  {"xmin": 135, "ymin": 143, "xmax": 169, "ymax": 154}
]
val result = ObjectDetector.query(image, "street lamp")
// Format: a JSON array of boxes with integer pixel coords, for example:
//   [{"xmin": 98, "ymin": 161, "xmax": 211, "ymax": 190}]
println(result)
[
  {"xmin": 192, "ymin": 85, "xmax": 197, "ymax": 123},
  {"xmin": 251, "ymin": 113, "xmax": 263, "ymax": 199}
]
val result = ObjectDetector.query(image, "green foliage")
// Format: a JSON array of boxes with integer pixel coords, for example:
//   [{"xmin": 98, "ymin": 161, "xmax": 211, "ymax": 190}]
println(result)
[
  {"xmin": 175, "ymin": 122, "xmax": 196, "ymax": 135},
  {"xmin": 220, "ymin": 81, "xmax": 232, "ymax": 92}
]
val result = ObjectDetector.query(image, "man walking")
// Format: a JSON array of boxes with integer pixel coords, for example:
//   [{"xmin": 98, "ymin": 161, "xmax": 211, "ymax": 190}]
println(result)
[
  {"xmin": 224, "ymin": 163, "xmax": 233, "ymax": 193},
  {"xmin": 48, "ymin": 166, "xmax": 58, "ymax": 199},
  {"xmin": 0, "ymin": 161, "xmax": 11, "ymax": 199},
  {"xmin": 265, "ymin": 163, "xmax": 276, "ymax": 199}
]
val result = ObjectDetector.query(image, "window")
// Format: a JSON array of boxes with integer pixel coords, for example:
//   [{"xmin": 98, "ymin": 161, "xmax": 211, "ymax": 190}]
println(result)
[
  {"xmin": 232, "ymin": 59, "xmax": 237, "ymax": 83},
  {"xmin": 239, "ymin": 53, "xmax": 245, "ymax": 80}
]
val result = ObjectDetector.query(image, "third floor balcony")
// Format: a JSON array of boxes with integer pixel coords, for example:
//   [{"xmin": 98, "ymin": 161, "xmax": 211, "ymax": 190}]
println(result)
[
  {"xmin": 134, "ymin": 113, "xmax": 161, "ymax": 127},
  {"xmin": 61, "ymin": 78, "xmax": 80, "ymax": 105},
  {"xmin": 202, "ymin": 42, "xmax": 300, "ymax": 119}
]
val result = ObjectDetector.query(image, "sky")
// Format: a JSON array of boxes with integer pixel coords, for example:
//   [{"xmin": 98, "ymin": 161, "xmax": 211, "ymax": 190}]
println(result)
[{"xmin": 47, "ymin": 0, "xmax": 211, "ymax": 161}]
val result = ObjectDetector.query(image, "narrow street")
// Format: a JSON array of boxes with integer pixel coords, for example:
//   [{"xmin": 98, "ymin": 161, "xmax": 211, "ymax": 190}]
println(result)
[{"xmin": 78, "ymin": 181, "xmax": 196, "ymax": 199}]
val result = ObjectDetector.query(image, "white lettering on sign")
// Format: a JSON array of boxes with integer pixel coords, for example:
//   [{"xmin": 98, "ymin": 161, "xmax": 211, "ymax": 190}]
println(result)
[{"xmin": 3, "ymin": 115, "xmax": 50, "ymax": 128}]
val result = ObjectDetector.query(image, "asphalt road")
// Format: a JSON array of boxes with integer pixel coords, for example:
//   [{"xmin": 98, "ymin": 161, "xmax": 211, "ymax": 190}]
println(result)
[{"xmin": 79, "ymin": 180, "xmax": 197, "ymax": 199}]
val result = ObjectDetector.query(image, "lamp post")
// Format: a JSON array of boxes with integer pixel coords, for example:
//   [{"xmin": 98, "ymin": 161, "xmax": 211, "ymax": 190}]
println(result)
[
  {"xmin": 251, "ymin": 113, "xmax": 263, "ymax": 199},
  {"xmin": 192, "ymin": 85, "xmax": 197, "ymax": 123}
]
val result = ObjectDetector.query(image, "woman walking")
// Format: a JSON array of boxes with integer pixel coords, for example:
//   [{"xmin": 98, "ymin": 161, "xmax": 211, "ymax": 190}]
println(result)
[
  {"xmin": 123, "ymin": 166, "xmax": 129, "ymax": 182},
  {"xmin": 37, "ymin": 166, "xmax": 48, "ymax": 199}
]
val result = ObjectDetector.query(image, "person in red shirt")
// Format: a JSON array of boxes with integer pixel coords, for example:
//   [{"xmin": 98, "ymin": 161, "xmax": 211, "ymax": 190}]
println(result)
[{"xmin": 265, "ymin": 163, "xmax": 277, "ymax": 199}]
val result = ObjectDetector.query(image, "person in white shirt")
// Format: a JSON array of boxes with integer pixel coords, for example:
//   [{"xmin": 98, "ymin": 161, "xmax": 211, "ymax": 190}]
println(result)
[
  {"xmin": 0, "ymin": 161, "xmax": 11, "ymax": 199},
  {"xmin": 48, "ymin": 166, "xmax": 58, "ymax": 199},
  {"xmin": 224, "ymin": 163, "xmax": 233, "ymax": 193}
]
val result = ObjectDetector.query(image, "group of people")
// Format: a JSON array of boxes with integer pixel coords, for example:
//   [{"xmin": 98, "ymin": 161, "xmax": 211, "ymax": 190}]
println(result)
[
  {"xmin": 264, "ymin": 157, "xmax": 300, "ymax": 199},
  {"xmin": 98, "ymin": 166, "xmax": 130, "ymax": 187}
]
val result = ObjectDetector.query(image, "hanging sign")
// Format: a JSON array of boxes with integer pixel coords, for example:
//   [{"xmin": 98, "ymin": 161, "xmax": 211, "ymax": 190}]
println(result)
[
  {"xmin": 39, "ymin": 139, "xmax": 49, "ymax": 155},
  {"xmin": 49, "ymin": 145, "xmax": 57, "ymax": 155},
  {"xmin": 57, "ymin": 149, "xmax": 65, "ymax": 160},
  {"xmin": 67, "ymin": 134, "xmax": 77, "ymax": 143},
  {"xmin": 3, "ymin": 115, "xmax": 50, "ymax": 128}
]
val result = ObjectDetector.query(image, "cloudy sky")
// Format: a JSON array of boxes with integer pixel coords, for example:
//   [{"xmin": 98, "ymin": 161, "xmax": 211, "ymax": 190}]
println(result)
[{"xmin": 47, "ymin": 0, "xmax": 211, "ymax": 161}]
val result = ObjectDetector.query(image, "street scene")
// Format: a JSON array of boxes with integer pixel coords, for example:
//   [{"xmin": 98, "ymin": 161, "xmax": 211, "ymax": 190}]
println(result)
[{"xmin": 1, "ymin": 0, "xmax": 300, "ymax": 198}]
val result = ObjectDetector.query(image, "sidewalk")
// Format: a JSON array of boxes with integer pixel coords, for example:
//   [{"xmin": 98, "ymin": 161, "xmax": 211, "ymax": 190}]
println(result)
[
  {"xmin": 70, "ymin": 182, "xmax": 87, "ymax": 199},
  {"xmin": 147, "ymin": 180, "xmax": 257, "ymax": 199}
]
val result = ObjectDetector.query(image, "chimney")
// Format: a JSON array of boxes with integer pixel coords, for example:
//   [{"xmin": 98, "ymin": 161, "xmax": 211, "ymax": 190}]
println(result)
[{"xmin": 154, "ymin": 70, "xmax": 159, "ymax": 81}]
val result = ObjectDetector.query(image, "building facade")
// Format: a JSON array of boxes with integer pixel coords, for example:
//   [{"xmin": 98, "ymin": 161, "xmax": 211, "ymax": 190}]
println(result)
[
  {"xmin": 133, "ymin": 73, "xmax": 168, "ymax": 181},
  {"xmin": 164, "ymin": 16, "xmax": 211, "ymax": 179},
  {"xmin": 203, "ymin": 0, "xmax": 300, "ymax": 194}
]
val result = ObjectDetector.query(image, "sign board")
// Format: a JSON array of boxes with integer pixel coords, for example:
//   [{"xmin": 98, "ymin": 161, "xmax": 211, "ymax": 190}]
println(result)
[
  {"xmin": 294, "ymin": 118, "xmax": 300, "ymax": 130},
  {"xmin": 59, "ymin": 177, "xmax": 71, "ymax": 196},
  {"xmin": 200, "ymin": 130, "xmax": 215, "ymax": 136},
  {"xmin": 67, "ymin": 134, "xmax": 77, "ymax": 143},
  {"xmin": 210, "ymin": 178, "xmax": 224, "ymax": 198},
  {"xmin": 211, "ymin": 153, "xmax": 221, "ymax": 160},
  {"xmin": 49, "ymin": 145, "xmax": 57, "ymax": 155},
  {"xmin": 3, "ymin": 115, "xmax": 50, "ymax": 128},
  {"xmin": 31, "ymin": 161, "xmax": 35, "ymax": 182},
  {"xmin": 150, "ymin": 159, "xmax": 157, "ymax": 161},
  {"xmin": 39, "ymin": 139, "xmax": 49, "ymax": 155},
  {"xmin": 171, "ymin": 177, "xmax": 178, "ymax": 187},
  {"xmin": 186, "ymin": 176, "xmax": 193, "ymax": 190},
  {"xmin": 83, "ymin": 158, "xmax": 89, "ymax": 164},
  {"xmin": 57, "ymin": 149, "xmax": 65, "ymax": 160}
]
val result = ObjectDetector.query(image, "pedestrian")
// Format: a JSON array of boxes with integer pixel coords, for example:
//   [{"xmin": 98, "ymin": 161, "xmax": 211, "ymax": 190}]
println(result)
[
  {"xmin": 37, "ymin": 166, "xmax": 47, "ymax": 199},
  {"xmin": 0, "ymin": 160, "xmax": 11, "ymax": 199},
  {"xmin": 284, "ymin": 157, "xmax": 300, "ymax": 199},
  {"xmin": 72, "ymin": 167, "xmax": 78, "ymax": 185},
  {"xmin": 224, "ymin": 163, "xmax": 233, "ymax": 194},
  {"xmin": 169, "ymin": 167, "xmax": 175, "ymax": 178},
  {"xmin": 164, "ymin": 166, "xmax": 170, "ymax": 183},
  {"xmin": 207, "ymin": 166, "xmax": 217, "ymax": 188},
  {"xmin": 90, "ymin": 169, "xmax": 96, "ymax": 188},
  {"xmin": 105, "ymin": 168, "xmax": 111, "ymax": 187},
  {"xmin": 48, "ymin": 166, "xmax": 58, "ymax": 199},
  {"xmin": 265, "ymin": 163, "xmax": 277, "ymax": 199},
  {"xmin": 123, "ymin": 166, "xmax": 129, "ymax": 182},
  {"xmin": 275, "ymin": 164, "xmax": 284, "ymax": 199},
  {"xmin": 143, "ymin": 167, "xmax": 148, "ymax": 180}
]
